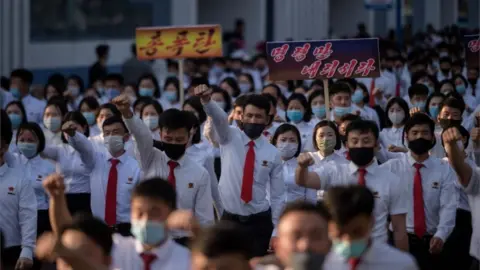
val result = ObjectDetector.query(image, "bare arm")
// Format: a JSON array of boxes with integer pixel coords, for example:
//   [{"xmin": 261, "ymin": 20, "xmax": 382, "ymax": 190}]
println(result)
[{"xmin": 43, "ymin": 174, "xmax": 73, "ymax": 234}]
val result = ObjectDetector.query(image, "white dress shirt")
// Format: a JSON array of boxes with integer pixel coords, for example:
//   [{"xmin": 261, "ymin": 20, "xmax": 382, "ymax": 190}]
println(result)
[
  {"xmin": 14, "ymin": 154, "xmax": 55, "ymax": 210},
  {"xmin": 111, "ymin": 235, "xmax": 190, "ymax": 270},
  {"xmin": 42, "ymin": 141, "xmax": 92, "ymax": 194},
  {"xmin": 283, "ymin": 158, "xmax": 316, "ymax": 203},
  {"xmin": 124, "ymin": 115, "xmax": 214, "ymax": 227},
  {"xmin": 67, "ymin": 132, "xmax": 141, "ymax": 223},
  {"xmin": 186, "ymin": 143, "xmax": 223, "ymax": 215},
  {"xmin": 380, "ymin": 126, "xmax": 405, "ymax": 148},
  {"xmin": 462, "ymin": 164, "xmax": 480, "ymax": 259},
  {"xmin": 381, "ymin": 153, "xmax": 457, "ymax": 241},
  {"xmin": 290, "ymin": 121, "xmax": 315, "ymax": 152},
  {"xmin": 314, "ymin": 160, "xmax": 408, "ymax": 242},
  {"xmin": 43, "ymin": 128, "xmax": 63, "ymax": 147},
  {"xmin": 356, "ymin": 104, "xmax": 381, "ymax": 127},
  {"xmin": 323, "ymin": 241, "xmax": 418, "ymax": 270},
  {"xmin": 0, "ymin": 158, "xmax": 37, "ymax": 259},
  {"xmin": 203, "ymin": 100, "xmax": 285, "ymax": 230},
  {"xmin": 89, "ymin": 124, "xmax": 101, "ymax": 137},
  {"xmin": 21, "ymin": 95, "xmax": 46, "ymax": 124},
  {"xmin": 309, "ymin": 151, "xmax": 348, "ymax": 200}
]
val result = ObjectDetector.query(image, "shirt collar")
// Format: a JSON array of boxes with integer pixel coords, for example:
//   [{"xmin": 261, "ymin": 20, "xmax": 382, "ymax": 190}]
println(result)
[
  {"xmin": 107, "ymin": 150, "xmax": 128, "ymax": 164},
  {"xmin": 241, "ymin": 132, "xmax": 265, "ymax": 148},
  {"xmin": 135, "ymin": 238, "xmax": 174, "ymax": 260},
  {"xmin": 348, "ymin": 159, "xmax": 378, "ymax": 175},
  {"xmin": 168, "ymin": 154, "xmax": 186, "ymax": 167},
  {"xmin": 406, "ymin": 152, "xmax": 433, "ymax": 168}
]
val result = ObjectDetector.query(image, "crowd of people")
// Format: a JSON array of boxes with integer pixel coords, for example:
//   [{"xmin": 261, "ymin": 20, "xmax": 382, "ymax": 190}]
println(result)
[{"xmin": 0, "ymin": 24, "xmax": 480, "ymax": 270}]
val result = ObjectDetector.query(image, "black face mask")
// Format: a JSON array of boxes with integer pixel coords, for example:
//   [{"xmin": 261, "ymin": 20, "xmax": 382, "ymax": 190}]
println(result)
[
  {"xmin": 349, "ymin": 147, "xmax": 374, "ymax": 167},
  {"xmin": 243, "ymin": 123, "xmax": 266, "ymax": 139},
  {"xmin": 161, "ymin": 142, "xmax": 187, "ymax": 160},
  {"xmin": 408, "ymin": 138, "xmax": 434, "ymax": 155},
  {"xmin": 439, "ymin": 118, "xmax": 462, "ymax": 129},
  {"xmin": 440, "ymin": 68, "xmax": 450, "ymax": 74}
]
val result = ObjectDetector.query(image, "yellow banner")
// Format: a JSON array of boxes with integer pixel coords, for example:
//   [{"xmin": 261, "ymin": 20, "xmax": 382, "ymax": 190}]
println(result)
[{"xmin": 135, "ymin": 25, "xmax": 223, "ymax": 60}]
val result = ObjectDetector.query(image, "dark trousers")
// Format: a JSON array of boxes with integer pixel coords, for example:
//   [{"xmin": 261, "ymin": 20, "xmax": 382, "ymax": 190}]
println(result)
[
  {"xmin": 109, "ymin": 223, "xmax": 132, "ymax": 237},
  {"xmin": 221, "ymin": 209, "xmax": 274, "ymax": 257},
  {"xmin": 174, "ymin": 237, "xmax": 191, "ymax": 248},
  {"xmin": 443, "ymin": 209, "xmax": 473, "ymax": 270},
  {"xmin": 2, "ymin": 245, "xmax": 21, "ymax": 270},
  {"xmin": 408, "ymin": 233, "xmax": 442, "ymax": 270},
  {"xmin": 33, "ymin": 209, "xmax": 52, "ymax": 270},
  {"xmin": 65, "ymin": 193, "xmax": 92, "ymax": 216},
  {"xmin": 214, "ymin": 157, "xmax": 221, "ymax": 180}
]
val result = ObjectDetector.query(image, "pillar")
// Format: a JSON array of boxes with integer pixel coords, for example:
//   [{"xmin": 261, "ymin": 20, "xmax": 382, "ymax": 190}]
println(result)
[
  {"xmin": 0, "ymin": 0, "xmax": 24, "ymax": 76},
  {"xmin": 424, "ymin": 0, "xmax": 441, "ymax": 29},
  {"xmin": 412, "ymin": 0, "xmax": 425, "ymax": 32},
  {"xmin": 440, "ymin": 0, "xmax": 458, "ymax": 27},
  {"xmin": 171, "ymin": 0, "xmax": 197, "ymax": 25}
]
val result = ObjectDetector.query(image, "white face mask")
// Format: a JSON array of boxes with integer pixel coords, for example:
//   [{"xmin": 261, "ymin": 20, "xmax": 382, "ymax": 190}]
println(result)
[
  {"xmin": 388, "ymin": 111, "xmax": 405, "ymax": 125},
  {"xmin": 143, "ymin": 116, "xmax": 159, "ymax": 130},
  {"xmin": 104, "ymin": 135, "xmax": 125, "ymax": 155},
  {"xmin": 277, "ymin": 142, "xmax": 298, "ymax": 159}
]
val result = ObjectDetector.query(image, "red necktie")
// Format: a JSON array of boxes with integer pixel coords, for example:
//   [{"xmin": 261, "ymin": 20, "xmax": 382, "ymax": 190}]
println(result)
[
  {"xmin": 369, "ymin": 79, "xmax": 376, "ymax": 107},
  {"xmin": 357, "ymin": 168, "xmax": 366, "ymax": 185},
  {"xmin": 105, "ymin": 159, "xmax": 119, "ymax": 226},
  {"xmin": 413, "ymin": 163, "xmax": 426, "ymax": 238},
  {"xmin": 349, "ymin": 258, "xmax": 361, "ymax": 270},
  {"xmin": 140, "ymin": 253, "xmax": 157, "ymax": 270},
  {"xmin": 167, "ymin": 160, "xmax": 179, "ymax": 189},
  {"xmin": 241, "ymin": 141, "xmax": 255, "ymax": 203},
  {"xmin": 263, "ymin": 130, "xmax": 270, "ymax": 137},
  {"xmin": 395, "ymin": 82, "xmax": 401, "ymax": 97},
  {"xmin": 344, "ymin": 151, "xmax": 351, "ymax": 161}
]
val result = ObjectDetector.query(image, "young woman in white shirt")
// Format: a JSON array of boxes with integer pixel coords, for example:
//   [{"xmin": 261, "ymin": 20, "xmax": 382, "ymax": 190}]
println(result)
[
  {"xmin": 42, "ymin": 111, "xmax": 92, "ymax": 216},
  {"xmin": 308, "ymin": 90, "xmax": 327, "ymax": 125},
  {"xmin": 42, "ymin": 98, "xmax": 68, "ymax": 147},
  {"xmin": 78, "ymin": 97, "xmax": 101, "ymax": 137},
  {"xmin": 285, "ymin": 93, "xmax": 314, "ymax": 151},
  {"xmin": 271, "ymin": 123, "xmax": 316, "ymax": 203},
  {"xmin": 380, "ymin": 97, "xmax": 410, "ymax": 150},
  {"xmin": 425, "ymin": 92, "xmax": 446, "ymax": 127},
  {"xmin": 136, "ymin": 73, "xmax": 161, "ymax": 100},
  {"xmin": 132, "ymin": 97, "xmax": 152, "ymax": 118},
  {"xmin": 6, "ymin": 101, "xmax": 27, "ymax": 154},
  {"xmin": 65, "ymin": 75, "xmax": 85, "ymax": 110},
  {"xmin": 237, "ymin": 73, "xmax": 255, "ymax": 94},
  {"xmin": 140, "ymin": 99, "xmax": 164, "ymax": 141},
  {"xmin": 211, "ymin": 86, "xmax": 232, "ymax": 113},
  {"xmin": 160, "ymin": 77, "xmax": 181, "ymax": 110},
  {"xmin": 453, "ymin": 74, "xmax": 477, "ymax": 114},
  {"xmin": 219, "ymin": 77, "xmax": 241, "ymax": 100}
]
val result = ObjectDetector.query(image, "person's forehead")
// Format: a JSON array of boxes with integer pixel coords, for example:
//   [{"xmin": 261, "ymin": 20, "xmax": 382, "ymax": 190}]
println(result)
[
  {"xmin": 244, "ymin": 104, "xmax": 265, "ymax": 114},
  {"xmin": 348, "ymin": 130, "xmax": 374, "ymax": 138},
  {"xmin": 409, "ymin": 124, "xmax": 430, "ymax": 131},
  {"xmin": 162, "ymin": 127, "xmax": 188, "ymax": 135},
  {"xmin": 441, "ymin": 106, "xmax": 461, "ymax": 114},
  {"xmin": 280, "ymin": 211, "xmax": 327, "ymax": 231},
  {"xmin": 104, "ymin": 122, "xmax": 124, "ymax": 131}
]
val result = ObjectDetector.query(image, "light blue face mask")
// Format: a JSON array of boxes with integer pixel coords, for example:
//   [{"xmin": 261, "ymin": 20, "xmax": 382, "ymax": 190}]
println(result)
[
  {"xmin": 10, "ymin": 88, "xmax": 21, "ymax": 99},
  {"xmin": 143, "ymin": 116, "xmax": 159, "ymax": 130},
  {"xmin": 139, "ymin": 87, "xmax": 154, "ymax": 97},
  {"xmin": 106, "ymin": 88, "xmax": 121, "ymax": 100},
  {"xmin": 130, "ymin": 220, "xmax": 167, "ymax": 246},
  {"xmin": 312, "ymin": 105, "xmax": 326, "ymax": 119},
  {"xmin": 44, "ymin": 117, "xmax": 62, "ymax": 132},
  {"xmin": 334, "ymin": 106, "xmax": 351, "ymax": 117},
  {"xmin": 82, "ymin": 112, "xmax": 96, "ymax": 126},
  {"xmin": 412, "ymin": 101, "xmax": 426, "ymax": 111},
  {"xmin": 239, "ymin": 83, "xmax": 251, "ymax": 93},
  {"xmin": 287, "ymin": 109, "xmax": 304, "ymax": 123},
  {"xmin": 332, "ymin": 238, "xmax": 369, "ymax": 259},
  {"xmin": 17, "ymin": 142, "xmax": 38, "ymax": 159},
  {"xmin": 429, "ymin": 105, "xmax": 439, "ymax": 119},
  {"xmin": 8, "ymin": 113, "xmax": 22, "ymax": 129},
  {"xmin": 351, "ymin": 89, "xmax": 364, "ymax": 104},
  {"xmin": 456, "ymin": 84, "xmax": 466, "ymax": 94},
  {"xmin": 163, "ymin": 91, "xmax": 177, "ymax": 102}
]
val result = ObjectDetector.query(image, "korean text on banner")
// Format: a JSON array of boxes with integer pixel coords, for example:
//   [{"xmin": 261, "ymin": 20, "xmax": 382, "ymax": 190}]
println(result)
[
  {"xmin": 136, "ymin": 25, "xmax": 223, "ymax": 60},
  {"xmin": 266, "ymin": 38, "xmax": 381, "ymax": 81},
  {"xmin": 464, "ymin": 35, "xmax": 480, "ymax": 69}
]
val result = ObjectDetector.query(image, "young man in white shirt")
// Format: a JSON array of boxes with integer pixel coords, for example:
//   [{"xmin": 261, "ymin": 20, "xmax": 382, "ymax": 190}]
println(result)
[
  {"xmin": 195, "ymin": 84, "xmax": 285, "ymax": 257},
  {"xmin": 381, "ymin": 113, "xmax": 457, "ymax": 270},
  {"xmin": 295, "ymin": 119, "xmax": 409, "ymax": 251},
  {"xmin": 0, "ymin": 109, "xmax": 37, "ymax": 270},
  {"xmin": 10, "ymin": 69, "xmax": 46, "ymax": 124},
  {"xmin": 62, "ymin": 116, "xmax": 141, "ymax": 236},
  {"xmin": 322, "ymin": 186, "xmax": 418, "ymax": 270},
  {"xmin": 113, "ymin": 94, "xmax": 214, "ymax": 245}
]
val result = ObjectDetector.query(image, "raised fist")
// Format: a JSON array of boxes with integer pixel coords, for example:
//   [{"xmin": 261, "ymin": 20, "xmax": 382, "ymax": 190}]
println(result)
[{"xmin": 297, "ymin": 153, "xmax": 314, "ymax": 168}]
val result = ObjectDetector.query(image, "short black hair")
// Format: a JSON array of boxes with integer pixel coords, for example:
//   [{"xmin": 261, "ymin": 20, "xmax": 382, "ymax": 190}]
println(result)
[
  {"xmin": 336, "ymin": 78, "xmax": 357, "ymax": 90},
  {"xmin": 99, "ymin": 103, "xmax": 122, "ymax": 118},
  {"xmin": 10, "ymin": 69, "xmax": 33, "ymax": 85},
  {"xmin": 102, "ymin": 116, "xmax": 129, "ymax": 133},
  {"xmin": 59, "ymin": 213, "xmax": 113, "ymax": 257},
  {"xmin": 242, "ymin": 94, "xmax": 270, "ymax": 117},
  {"xmin": 404, "ymin": 112, "xmax": 435, "ymax": 136},
  {"xmin": 6, "ymin": 101, "xmax": 28, "ymax": 125},
  {"xmin": 439, "ymin": 97, "xmax": 465, "ymax": 115},
  {"xmin": 340, "ymin": 114, "xmax": 361, "ymax": 123},
  {"xmin": 408, "ymin": 83, "xmax": 429, "ymax": 99},
  {"xmin": 285, "ymin": 93, "xmax": 312, "ymax": 122},
  {"xmin": 0, "ymin": 110, "xmax": 12, "ymax": 146},
  {"xmin": 61, "ymin": 111, "xmax": 90, "ymax": 143},
  {"xmin": 384, "ymin": 97, "xmax": 410, "ymax": 128},
  {"xmin": 95, "ymin": 44, "xmax": 109, "ymax": 58},
  {"xmin": 211, "ymin": 86, "xmax": 232, "ymax": 112},
  {"xmin": 158, "ymin": 109, "xmax": 194, "ymax": 133},
  {"xmin": 271, "ymin": 123, "xmax": 302, "ymax": 157},
  {"xmin": 78, "ymin": 97, "xmax": 100, "ymax": 112},
  {"xmin": 104, "ymin": 73, "xmax": 124, "ymax": 86},
  {"xmin": 16, "ymin": 122, "xmax": 46, "ymax": 154},
  {"xmin": 132, "ymin": 178, "xmax": 177, "ymax": 210},
  {"xmin": 232, "ymin": 94, "xmax": 249, "ymax": 109},
  {"xmin": 183, "ymin": 96, "xmax": 207, "ymax": 125},
  {"xmin": 279, "ymin": 200, "xmax": 331, "ymax": 222},
  {"xmin": 345, "ymin": 120, "xmax": 379, "ymax": 140},
  {"xmin": 261, "ymin": 93, "xmax": 277, "ymax": 110},
  {"xmin": 139, "ymin": 99, "xmax": 164, "ymax": 119},
  {"xmin": 330, "ymin": 82, "xmax": 352, "ymax": 97},
  {"xmin": 191, "ymin": 221, "xmax": 254, "ymax": 260},
  {"xmin": 324, "ymin": 185, "xmax": 374, "ymax": 227},
  {"xmin": 312, "ymin": 120, "xmax": 341, "ymax": 151}
]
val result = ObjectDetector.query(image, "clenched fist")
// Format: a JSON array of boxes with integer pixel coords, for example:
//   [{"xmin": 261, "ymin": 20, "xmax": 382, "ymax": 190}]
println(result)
[
  {"xmin": 112, "ymin": 94, "xmax": 133, "ymax": 118},
  {"xmin": 61, "ymin": 121, "xmax": 77, "ymax": 137},
  {"xmin": 194, "ymin": 84, "xmax": 212, "ymax": 104},
  {"xmin": 43, "ymin": 173, "xmax": 66, "ymax": 198},
  {"xmin": 297, "ymin": 153, "xmax": 314, "ymax": 168}
]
